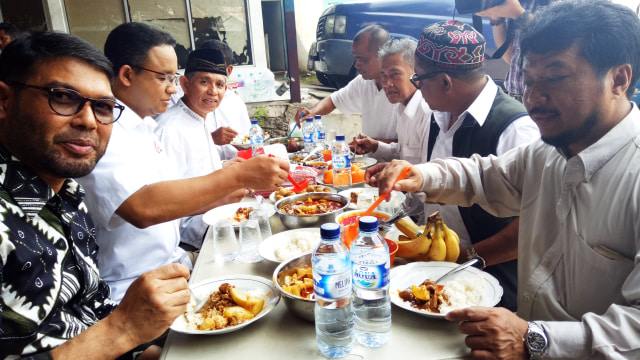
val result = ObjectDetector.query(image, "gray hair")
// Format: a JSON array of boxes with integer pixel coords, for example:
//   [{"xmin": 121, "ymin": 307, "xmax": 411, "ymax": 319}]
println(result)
[{"xmin": 378, "ymin": 38, "xmax": 417, "ymax": 67}]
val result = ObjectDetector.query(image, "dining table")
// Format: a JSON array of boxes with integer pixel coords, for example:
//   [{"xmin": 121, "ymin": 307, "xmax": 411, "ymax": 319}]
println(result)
[{"xmin": 160, "ymin": 196, "xmax": 472, "ymax": 360}]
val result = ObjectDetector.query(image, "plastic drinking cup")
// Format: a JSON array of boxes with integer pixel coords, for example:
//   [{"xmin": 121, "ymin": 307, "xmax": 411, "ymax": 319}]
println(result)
[
  {"xmin": 249, "ymin": 209, "xmax": 272, "ymax": 241},
  {"xmin": 212, "ymin": 219, "xmax": 239, "ymax": 263},
  {"xmin": 239, "ymin": 219, "xmax": 262, "ymax": 263}
]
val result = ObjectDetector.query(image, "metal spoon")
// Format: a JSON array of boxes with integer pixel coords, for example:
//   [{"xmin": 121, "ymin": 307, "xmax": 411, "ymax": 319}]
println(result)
[
  {"xmin": 435, "ymin": 257, "xmax": 485, "ymax": 284},
  {"xmin": 301, "ymin": 143, "xmax": 323, "ymax": 162},
  {"xmin": 191, "ymin": 288, "xmax": 209, "ymax": 312}
]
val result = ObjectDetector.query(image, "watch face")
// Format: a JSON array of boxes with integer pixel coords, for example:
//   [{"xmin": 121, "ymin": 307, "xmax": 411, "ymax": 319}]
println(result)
[{"xmin": 527, "ymin": 332, "xmax": 546, "ymax": 351}]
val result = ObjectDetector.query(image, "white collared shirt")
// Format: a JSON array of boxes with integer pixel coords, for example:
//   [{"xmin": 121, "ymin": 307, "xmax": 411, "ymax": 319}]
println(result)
[
  {"xmin": 155, "ymin": 99, "xmax": 224, "ymax": 248},
  {"xmin": 416, "ymin": 103, "xmax": 640, "ymax": 359},
  {"xmin": 331, "ymin": 75, "xmax": 398, "ymax": 140},
  {"xmin": 425, "ymin": 77, "xmax": 540, "ymax": 246},
  {"xmin": 375, "ymin": 90, "xmax": 431, "ymax": 164},
  {"xmin": 206, "ymin": 91, "xmax": 251, "ymax": 160},
  {"xmin": 77, "ymin": 104, "xmax": 191, "ymax": 302}
]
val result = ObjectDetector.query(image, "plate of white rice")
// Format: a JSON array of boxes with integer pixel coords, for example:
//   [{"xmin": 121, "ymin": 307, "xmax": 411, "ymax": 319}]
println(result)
[
  {"xmin": 389, "ymin": 261, "xmax": 503, "ymax": 318},
  {"xmin": 258, "ymin": 228, "xmax": 321, "ymax": 263}
]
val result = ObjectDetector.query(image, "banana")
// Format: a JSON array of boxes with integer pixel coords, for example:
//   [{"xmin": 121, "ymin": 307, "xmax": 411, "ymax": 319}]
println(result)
[
  {"xmin": 423, "ymin": 219, "xmax": 447, "ymax": 261},
  {"xmin": 395, "ymin": 216, "xmax": 422, "ymax": 239},
  {"xmin": 442, "ymin": 223, "xmax": 460, "ymax": 262},
  {"xmin": 396, "ymin": 221, "xmax": 433, "ymax": 258}
]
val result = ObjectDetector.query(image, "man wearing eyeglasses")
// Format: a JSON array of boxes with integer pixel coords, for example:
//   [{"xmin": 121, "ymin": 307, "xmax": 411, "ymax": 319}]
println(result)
[
  {"xmin": 350, "ymin": 37, "xmax": 431, "ymax": 165},
  {"xmin": 403, "ymin": 20, "xmax": 539, "ymax": 311},
  {"xmin": 77, "ymin": 23, "xmax": 289, "ymax": 302},
  {"xmin": 0, "ymin": 31, "xmax": 191, "ymax": 359}
]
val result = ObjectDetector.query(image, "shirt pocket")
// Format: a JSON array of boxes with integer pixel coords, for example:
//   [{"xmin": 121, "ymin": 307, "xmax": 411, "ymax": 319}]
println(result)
[{"xmin": 402, "ymin": 144, "xmax": 423, "ymax": 164}]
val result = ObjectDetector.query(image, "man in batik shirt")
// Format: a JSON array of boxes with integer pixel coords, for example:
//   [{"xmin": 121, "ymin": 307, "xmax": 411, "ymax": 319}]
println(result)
[{"xmin": 0, "ymin": 31, "xmax": 190, "ymax": 359}]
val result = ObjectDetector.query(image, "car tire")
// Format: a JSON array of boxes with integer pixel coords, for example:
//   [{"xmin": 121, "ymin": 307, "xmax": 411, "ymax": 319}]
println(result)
[{"xmin": 316, "ymin": 71, "xmax": 333, "ymax": 87}]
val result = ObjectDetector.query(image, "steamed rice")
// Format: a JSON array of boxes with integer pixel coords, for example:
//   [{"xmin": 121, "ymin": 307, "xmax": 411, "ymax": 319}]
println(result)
[
  {"xmin": 439, "ymin": 275, "xmax": 484, "ymax": 313},
  {"xmin": 274, "ymin": 232, "xmax": 321, "ymax": 261}
]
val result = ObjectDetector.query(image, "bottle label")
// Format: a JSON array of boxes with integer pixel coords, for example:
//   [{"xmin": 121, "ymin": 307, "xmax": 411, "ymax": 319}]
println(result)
[
  {"xmin": 333, "ymin": 155, "xmax": 350, "ymax": 169},
  {"xmin": 251, "ymin": 134, "xmax": 264, "ymax": 145},
  {"xmin": 304, "ymin": 133, "xmax": 313, "ymax": 144},
  {"xmin": 314, "ymin": 270, "xmax": 352, "ymax": 299},
  {"xmin": 352, "ymin": 263, "xmax": 389, "ymax": 289},
  {"xmin": 318, "ymin": 131, "xmax": 326, "ymax": 141}
]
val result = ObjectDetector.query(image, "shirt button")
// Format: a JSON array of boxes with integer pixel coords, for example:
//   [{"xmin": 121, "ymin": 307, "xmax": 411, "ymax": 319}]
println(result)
[{"xmin": 544, "ymin": 258, "xmax": 552, "ymax": 267}]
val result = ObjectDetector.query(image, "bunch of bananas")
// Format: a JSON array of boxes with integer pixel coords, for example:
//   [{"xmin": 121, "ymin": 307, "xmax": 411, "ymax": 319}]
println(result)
[{"xmin": 394, "ymin": 211, "xmax": 460, "ymax": 262}]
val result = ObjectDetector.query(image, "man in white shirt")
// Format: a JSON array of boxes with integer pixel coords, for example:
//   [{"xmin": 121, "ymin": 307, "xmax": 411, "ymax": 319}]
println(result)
[
  {"xmin": 350, "ymin": 38, "xmax": 431, "ymax": 164},
  {"xmin": 77, "ymin": 23, "xmax": 289, "ymax": 301},
  {"xmin": 295, "ymin": 25, "xmax": 397, "ymax": 142},
  {"xmin": 155, "ymin": 48, "xmax": 228, "ymax": 249},
  {"xmin": 369, "ymin": 2, "xmax": 640, "ymax": 358}
]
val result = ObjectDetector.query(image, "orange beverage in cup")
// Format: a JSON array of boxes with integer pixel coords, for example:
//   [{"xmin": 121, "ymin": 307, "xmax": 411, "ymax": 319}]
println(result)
[
  {"xmin": 321, "ymin": 149, "xmax": 332, "ymax": 161},
  {"xmin": 333, "ymin": 172, "xmax": 351, "ymax": 187}
]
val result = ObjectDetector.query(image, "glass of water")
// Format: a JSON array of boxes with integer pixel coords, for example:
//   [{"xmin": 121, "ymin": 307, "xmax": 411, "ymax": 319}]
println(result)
[
  {"xmin": 249, "ymin": 209, "xmax": 272, "ymax": 240},
  {"xmin": 239, "ymin": 219, "xmax": 262, "ymax": 263},
  {"xmin": 212, "ymin": 219, "xmax": 238, "ymax": 263}
]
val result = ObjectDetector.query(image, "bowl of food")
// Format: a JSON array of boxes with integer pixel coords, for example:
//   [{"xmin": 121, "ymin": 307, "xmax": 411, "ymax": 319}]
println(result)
[
  {"xmin": 275, "ymin": 192, "xmax": 349, "ymax": 229},
  {"xmin": 273, "ymin": 252, "xmax": 315, "ymax": 322}
]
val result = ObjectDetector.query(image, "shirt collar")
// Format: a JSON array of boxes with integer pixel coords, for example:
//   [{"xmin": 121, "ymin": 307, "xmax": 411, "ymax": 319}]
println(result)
[
  {"xmin": 398, "ymin": 90, "xmax": 423, "ymax": 119},
  {"xmin": 177, "ymin": 99, "xmax": 207, "ymax": 122},
  {"xmin": 0, "ymin": 145, "xmax": 85, "ymax": 218},
  {"xmin": 461, "ymin": 75, "xmax": 498, "ymax": 127},
  {"xmin": 116, "ymin": 102, "xmax": 158, "ymax": 130},
  {"xmin": 576, "ymin": 102, "xmax": 640, "ymax": 181}
]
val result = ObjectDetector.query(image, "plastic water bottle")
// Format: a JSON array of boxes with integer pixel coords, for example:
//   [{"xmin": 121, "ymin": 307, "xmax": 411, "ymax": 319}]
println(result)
[
  {"xmin": 314, "ymin": 115, "xmax": 326, "ymax": 149},
  {"xmin": 331, "ymin": 135, "xmax": 351, "ymax": 188},
  {"xmin": 351, "ymin": 216, "xmax": 391, "ymax": 347},
  {"xmin": 313, "ymin": 223, "xmax": 354, "ymax": 358},
  {"xmin": 249, "ymin": 119, "xmax": 264, "ymax": 156},
  {"xmin": 303, "ymin": 117, "xmax": 316, "ymax": 153}
]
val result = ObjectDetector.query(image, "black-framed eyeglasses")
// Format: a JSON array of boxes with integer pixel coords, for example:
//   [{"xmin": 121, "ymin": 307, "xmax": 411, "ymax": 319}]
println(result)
[
  {"xmin": 132, "ymin": 65, "xmax": 180, "ymax": 86},
  {"xmin": 10, "ymin": 82, "xmax": 124, "ymax": 124},
  {"xmin": 410, "ymin": 72, "xmax": 448, "ymax": 89}
]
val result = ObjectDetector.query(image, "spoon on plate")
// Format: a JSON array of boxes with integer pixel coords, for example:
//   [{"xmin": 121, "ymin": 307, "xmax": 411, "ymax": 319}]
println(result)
[
  {"xmin": 191, "ymin": 288, "xmax": 209, "ymax": 312},
  {"xmin": 434, "ymin": 257, "xmax": 485, "ymax": 284},
  {"xmin": 362, "ymin": 166, "xmax": 412, "ymax": 217},
  {"xmin": 301, "ymin": 144, "xmax": 323, "ymax": 163}
]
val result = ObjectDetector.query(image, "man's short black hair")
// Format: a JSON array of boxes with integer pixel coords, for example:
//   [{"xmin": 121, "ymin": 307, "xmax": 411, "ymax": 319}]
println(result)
[
  {"xmin": 0, "ymin": 22, "xmax": 20, "ymax": 38},
  {"xmin": 521, "ymin": 0, "xmax": 640, "ymax": 98},
  {"xmin": 198, "ymin": 39, "xmax": 233, "ymax": 68},
  {"xmin": 0, "ymin": 31, "xmax": 113, "ymax": 83},
  {"xmin": 104, "ymin": 22, "xmax": 176, "ymax": 75}
]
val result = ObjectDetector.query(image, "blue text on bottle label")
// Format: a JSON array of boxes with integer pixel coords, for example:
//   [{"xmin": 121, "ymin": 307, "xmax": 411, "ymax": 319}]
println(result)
[
  {"xmin": 333, "ymin": 155, "xmax": 350, "ymax": 169},
  {"xmin": 304, "ymin": 133, "xmax": 313, "ymax": 144},
  {"xmin": 314, "ymin": 270, "xmax": 352, "ymax": 299},
  {"xmin": 352, "ymin": 264, "xmax": 389, "ymax": 289}
]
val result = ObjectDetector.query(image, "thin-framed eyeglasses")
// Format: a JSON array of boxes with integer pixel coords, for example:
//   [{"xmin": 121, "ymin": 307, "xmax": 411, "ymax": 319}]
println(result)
[
  {"xmin": 10, "ymin": 82, "xmax": 124, "ymax": 124},
  {"xmin": 132, "ymin": 65, "xmax": 180, "ymax": 86},
  {"xmin": 410, "ymin": 72, "xmax": 448, "ymax": 89}
]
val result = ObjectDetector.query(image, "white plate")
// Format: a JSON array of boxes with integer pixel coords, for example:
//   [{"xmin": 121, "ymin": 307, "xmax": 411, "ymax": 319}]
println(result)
[
  {"xmin": 268, "ymin": 186, "xmax": 336, "ymax": 202},
  {"xmin": 350, "ymin": 156, "xmax": 377, "ymax": 170},
  {"xmin": 170, "ymin": 275, "xmax": 280, "ymax": 335},
  {"xmin": 258, "ymin": 228, "xmax": 321, "ymax": 263},
  {"xmin": 202, "ymin": 202, "xmax": 275, "ymax": 228},
  {"xmin": 232, "ymin": 134, "xmax": 271, "ymax": 149},
  {"xmin": 390, "ymin": 261, "xmax": 503, "ymax": 319},
  {"xmin": 338, "ymin": 188, "xmax": 406, "ymax": 211}
]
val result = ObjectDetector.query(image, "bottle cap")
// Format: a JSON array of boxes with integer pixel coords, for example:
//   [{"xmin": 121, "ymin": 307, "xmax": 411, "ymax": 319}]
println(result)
[
  {"xmin": 306, "ymin": 117, "xmax": 313, "ymax": 123},
  {"xmin": 251, "ymin": 120, "xmax": 258, "ymax": 125},
  {"xmin": 358, "ymin": 216, "xmax": 378, "ymax": 232},
  {"xmin": 320, "ymin": 223, "xmax": 340, "ymax": 239},
  {"xmin": 336, "ymin": 135, "xmax": 345, "ymax": 141},
  {"xmin": 314, "ymin": 115, "xmax": 321, "ymax": 120}
]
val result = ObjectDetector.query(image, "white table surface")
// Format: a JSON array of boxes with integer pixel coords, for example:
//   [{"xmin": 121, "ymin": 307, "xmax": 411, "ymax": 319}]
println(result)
[{"xmin": 160, "ymin": 198, "xmax": 471, "ymax": 360}]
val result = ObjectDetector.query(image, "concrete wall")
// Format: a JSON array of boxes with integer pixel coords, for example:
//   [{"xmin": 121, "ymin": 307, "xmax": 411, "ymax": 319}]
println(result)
[{"xmin": 293, "ymin": 0, "xmax": 323, "ymax": 74}]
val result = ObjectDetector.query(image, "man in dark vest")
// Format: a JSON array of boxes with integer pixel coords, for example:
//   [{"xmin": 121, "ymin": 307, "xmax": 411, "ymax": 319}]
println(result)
[{"xmin": 409, "ymin": 20, "xmax": 540, "ymax": 311}]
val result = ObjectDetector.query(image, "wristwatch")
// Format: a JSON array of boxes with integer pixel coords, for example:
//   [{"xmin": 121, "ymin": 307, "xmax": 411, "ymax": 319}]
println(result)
[
  {"xmin": 524, "ymin": 321, "xmax": 548, "ymax": 359},
  {"xmin": 466, "ymin": 244, "xmax": 486, "ymax": 269}
]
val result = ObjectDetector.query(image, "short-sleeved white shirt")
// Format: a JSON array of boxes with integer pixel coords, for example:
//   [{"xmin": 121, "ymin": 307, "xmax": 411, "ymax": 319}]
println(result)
[
  {"xmin": 77, "ymin": 104, "xmax": 191, "ymax": 302},
  {"xmin": 330, "ymin": 75, "xmax": 398, "ymax": 139},
  {"xmin": 206, "ymin": 91, "xmax": 251, "ymax": 160}
]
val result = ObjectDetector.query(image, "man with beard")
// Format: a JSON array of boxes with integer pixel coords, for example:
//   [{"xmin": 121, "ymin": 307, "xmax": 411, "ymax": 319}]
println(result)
[
  {"xmin": 350, "ymin": 37, "xmax": 431, "ymax": 165},
  {"xmin": 368, "ymin": 1, "xmax": 640, "ymax": 358},
  {"xmin": 295, "ymin": 25, "xmax": 397, "ymax": 142},
  {"xmin": 0, "ymin": 31, "xmax": 190, "ymax": 359}
]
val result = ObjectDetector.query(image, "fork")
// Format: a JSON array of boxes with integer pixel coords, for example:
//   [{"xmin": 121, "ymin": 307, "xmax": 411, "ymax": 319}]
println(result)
[{"xmin": 378, "ymin": 209, "xmax": 407, "ymax": 232}]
